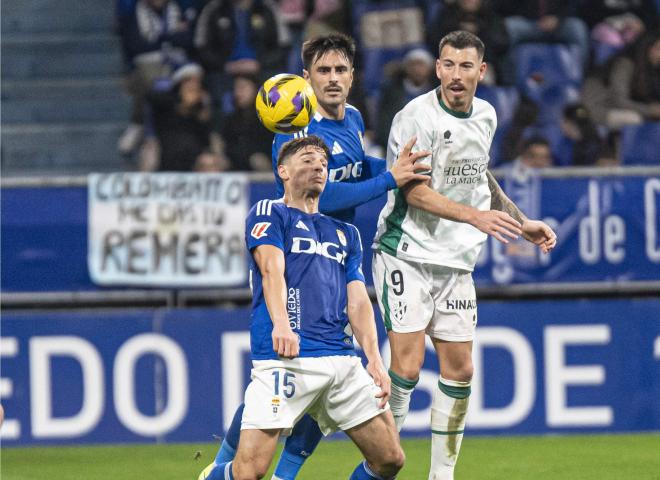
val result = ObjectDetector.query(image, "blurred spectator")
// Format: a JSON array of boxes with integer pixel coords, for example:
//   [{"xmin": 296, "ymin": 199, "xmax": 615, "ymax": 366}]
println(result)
[
  {"xmin": 556, "ymin": 103, "xmax": 606, "ymax": 166},
  {"xmin": 146, "ymin": 64, "xmax": 227, "ymax": 171},
  {"xmin": 579, "ymin": 0, "xmax": 655, "ymax": 65},
  {"xmin": 495, "ymin": 0, "xmax": 590, "ymax": 84},
  {"xmin": 375, "ymin": 48, "xmax": 435, "ymax": 149},
  {"xmin": 195, "ymin": 150, "xmax": 232, "ymax": 172},
  {"xmin": 221, "ymin": 74, "xmax": 273, "ymax": 171},
  {"xmin": 499, "ymin": 95, "xmax": 540, "ymax": 162},
  {"xmin": 194, "ymin": 0, "xmax": 284, "ymax": 112},
  {"xmin": 582, "ymin": 30, "xmax": 660, "ymax": 129},
  {"xmin": 118, "ymin": 0, "xmax": 193, "ymax": 155},
  {"xmin": 512, "ymin": 135, "xmax": 554, "ymax": 170},
  {"xmin": 426, "ymin": 0, "xmax": 509, "ymax": 84}
]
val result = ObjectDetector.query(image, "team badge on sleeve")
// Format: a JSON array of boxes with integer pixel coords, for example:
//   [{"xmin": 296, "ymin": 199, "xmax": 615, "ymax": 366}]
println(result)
[{"xmin": 251, "ymin": 222, "xmax": 271, "ymax": 239}]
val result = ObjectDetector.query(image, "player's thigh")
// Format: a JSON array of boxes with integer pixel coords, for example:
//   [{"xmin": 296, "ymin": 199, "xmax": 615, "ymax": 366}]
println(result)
[
  {"xmin": 233, "ymin": 428, "xmax": 281, "ymax": 478},
  {"xmin": 344, "ymin": 410, "xmax": 404, "ymax": 468},
  {"xmin": 427, "ymin": 268, "xmax": 478, "ymax": 343},
  {"xmin": 242, "ymin": 359, "xmax": 330, "ymax": 432},
  {"xmin": 372, "ymin": 250, "xmax": 434, "ymax": 334},
  {"xmin": 311, "ymin": 356, "xmax": 387, "ymax": 435},
  {"xmin": 387, "ymin": 329, "xmax": 427, "ymax": 380}
]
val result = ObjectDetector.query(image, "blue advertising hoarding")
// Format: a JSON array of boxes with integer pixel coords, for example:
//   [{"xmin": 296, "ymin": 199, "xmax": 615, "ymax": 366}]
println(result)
[
  {"xmin": 2, "ymin": 173, "xmax": 659, "ymax": 293},
  {"xmin": 2, "ymin": 298, "xmax": 659, "ymax": 445}
]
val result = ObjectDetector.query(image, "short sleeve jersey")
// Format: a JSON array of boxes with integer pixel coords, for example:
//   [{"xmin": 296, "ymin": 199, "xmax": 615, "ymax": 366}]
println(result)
[
  {"xmin": 372, "ymin": 89, "xmax": 497, "ymax": 271},
  {"xmin": 245, "ymin": 199, "xmax": 366, "ymax": 360},
  {"xmin": 272, "ymin": 106, "xmax": 368, "ymax": 221}
]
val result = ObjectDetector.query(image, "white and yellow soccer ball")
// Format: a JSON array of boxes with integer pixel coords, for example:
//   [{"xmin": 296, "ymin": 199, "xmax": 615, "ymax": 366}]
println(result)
[{"xmin": 255, "ymin": 74, "xmax": 317, "ymax": 134}]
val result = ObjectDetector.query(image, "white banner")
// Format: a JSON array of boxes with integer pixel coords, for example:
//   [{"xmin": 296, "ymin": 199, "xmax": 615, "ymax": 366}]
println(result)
[{"xmin": 87, "ymin": 172, "xmax": 249, "ymax": 287}]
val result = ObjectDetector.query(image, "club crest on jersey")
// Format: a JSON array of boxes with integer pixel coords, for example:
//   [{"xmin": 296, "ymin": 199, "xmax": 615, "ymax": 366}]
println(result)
[
  {"xmin": 336, "ymin": 229, "xmax": 347, "ymax": 246},
  {"xmin": 251, "ymin": 222, "xmax": 270, "ymax": 239}
]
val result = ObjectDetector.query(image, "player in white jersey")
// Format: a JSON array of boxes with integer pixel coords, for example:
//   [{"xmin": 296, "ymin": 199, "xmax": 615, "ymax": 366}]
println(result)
[{"xmin": 372, "ymin": 31, "xmax": 557, "ymax": 480}]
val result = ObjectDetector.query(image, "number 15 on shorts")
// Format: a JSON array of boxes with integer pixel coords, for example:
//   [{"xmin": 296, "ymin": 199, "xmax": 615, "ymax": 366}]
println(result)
[{"xmin": 272, "ymin": 371, "xmax": 296, "ymax": 398}]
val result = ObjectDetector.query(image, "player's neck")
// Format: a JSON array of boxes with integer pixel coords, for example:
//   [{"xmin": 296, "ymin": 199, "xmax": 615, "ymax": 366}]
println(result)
[
  {"xmin": 284, "ymin": 192, "xmax": 320, "ymax": 214},
  {"xmin": 317, "ymin": 102, "xmax": 345, "ymax": 121}
]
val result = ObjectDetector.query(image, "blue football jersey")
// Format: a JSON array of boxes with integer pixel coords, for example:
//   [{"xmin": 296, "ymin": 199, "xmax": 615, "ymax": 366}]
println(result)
[
  {"xmin": 272, "ymin": 105, "xmax": 393, "ymax": 223},
  {"xmin": 245, "ymin": 199, "xmax": 366, "ymax": 360}
]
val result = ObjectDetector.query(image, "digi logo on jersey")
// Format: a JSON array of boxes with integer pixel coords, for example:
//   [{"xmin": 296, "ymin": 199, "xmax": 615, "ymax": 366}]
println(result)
[
  {"xmin": 291, "ymin": 237, "xmax": 347, "ymax": 264},
  {"xmin": 328, "ymin": 161, "xmax": 362, "ymax": 183}
]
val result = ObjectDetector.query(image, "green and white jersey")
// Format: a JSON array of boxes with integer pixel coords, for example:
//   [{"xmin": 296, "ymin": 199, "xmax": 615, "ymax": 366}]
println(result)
[{"xmin": 372, "ymin": 89, "xmax": 497, "ymax": 271}]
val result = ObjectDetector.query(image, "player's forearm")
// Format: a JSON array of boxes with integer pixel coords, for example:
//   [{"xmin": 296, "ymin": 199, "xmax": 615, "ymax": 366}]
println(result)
[
  {"xmin": 347, "ymin": 296, "xmax": 381, "ymax": 363},
  {"xmin": 486, "ymin": 170, "xmax": 528, "ymax": 224},
  {"xmin": 262, "ymin": 272, "xmax": 290, "ymax": 328},
  {"xmin": 403, "ymin": 182, "xmax": 481, "ymax": 225},
  {"xmin": 318, "ymin": 173, "xmax": 396, "ymax": 213}
]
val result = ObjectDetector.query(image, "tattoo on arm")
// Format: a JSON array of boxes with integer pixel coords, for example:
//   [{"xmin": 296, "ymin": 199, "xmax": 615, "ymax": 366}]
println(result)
[{"xmin": 486, "ymin": 170, "xmax": 527, "ymax": 223}]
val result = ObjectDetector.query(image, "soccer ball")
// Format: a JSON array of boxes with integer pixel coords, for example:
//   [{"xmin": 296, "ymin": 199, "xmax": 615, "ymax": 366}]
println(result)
[{"xmin": 255, "ymin": 74, "xmax": 317, "ymax": 134}]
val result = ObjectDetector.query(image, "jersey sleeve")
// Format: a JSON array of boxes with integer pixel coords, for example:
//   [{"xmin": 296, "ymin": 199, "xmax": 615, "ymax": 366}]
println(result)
[
  {"xmin": 272, "ymin": 134, "xmax": 295, "ymax": 198},
  {"xmin": 344, "ymin": 223, "xmax": 366, "ymax": 284},
  {"xmin": 387, "ymin": 110, "xmax": 433, "ymax": 170},
  {"xmin": 319, "ymin": 172, "xmax": 396, "ymax": 213},
  {"xmin": 245, "ymin": 200, "xmax": 286, "ymax": 252}
]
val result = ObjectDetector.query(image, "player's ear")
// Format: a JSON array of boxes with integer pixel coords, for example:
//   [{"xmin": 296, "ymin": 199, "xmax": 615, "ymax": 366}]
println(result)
[
  {"xmin": 278, "ymin": 163, "xmax": 290, "ymax": 182},
  {"xmin": 302, "ymin": 69, "xmax": 310, "ymax": 81},
  {"xmin": 478, "ymin": 61, "xmax": 487, "ymax": 81}
]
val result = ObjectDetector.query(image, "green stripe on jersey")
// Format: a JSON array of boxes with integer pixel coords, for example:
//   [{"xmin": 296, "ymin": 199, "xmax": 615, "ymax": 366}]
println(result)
[{"xmin": 378, "ymin": 189, "xmax": 408, "ymax": 256}]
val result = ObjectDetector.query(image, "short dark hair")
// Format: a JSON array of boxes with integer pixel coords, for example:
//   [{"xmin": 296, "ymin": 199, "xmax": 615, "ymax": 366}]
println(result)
[
  {"xmin": 522, "ymin": 135, "xmax": 550, "ymax": 151},
  {"xmin": 277, "ymin": 135, "xmax": 330, "ymax": 167},
  {"xmin": 438, "ymin": 30, "xmax": 485, "ymax": 60},
  {"xmin": 302, "ymin": 33, "xmax": 356, "ymax": 71}
]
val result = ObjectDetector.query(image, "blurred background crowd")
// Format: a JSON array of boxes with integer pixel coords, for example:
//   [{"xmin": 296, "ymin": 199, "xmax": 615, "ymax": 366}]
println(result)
[{"xmin": 3, "ymin": 0, "xmax": 659, "ymax": 176}]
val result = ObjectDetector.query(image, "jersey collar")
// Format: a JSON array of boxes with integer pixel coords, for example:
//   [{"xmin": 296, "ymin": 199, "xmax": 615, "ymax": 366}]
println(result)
[{"xmin": 436, "ymin": 88, "xmax": 472, "ymax": 118}]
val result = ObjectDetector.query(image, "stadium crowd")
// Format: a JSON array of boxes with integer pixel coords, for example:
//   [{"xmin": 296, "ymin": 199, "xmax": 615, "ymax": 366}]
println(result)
[{"xmin": 114, "ymin": 0, "xmax": 660, "ymax": 172}]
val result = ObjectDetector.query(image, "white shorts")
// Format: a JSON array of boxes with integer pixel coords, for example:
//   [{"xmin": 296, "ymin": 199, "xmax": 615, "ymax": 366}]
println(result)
[
  {"xmin": 372, "ymin": 250, "xmax": 478, "ymax": 341},
  {"xmin": 241, "ymin": 355, "xmax": 388, "ymax": 435}
]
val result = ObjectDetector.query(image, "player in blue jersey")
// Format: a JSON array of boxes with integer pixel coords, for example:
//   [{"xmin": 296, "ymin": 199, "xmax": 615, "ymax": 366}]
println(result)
[
  {"xmin": 205, "ymin": 135, "xmax": 425, "ymax": 480},
  {"xmin": 273, "ymin": 33, "xmax": 429, "ymax": 224},
  {"xmin": 203, "ymin": 33, "xmax": 430, "ymax": 480}
]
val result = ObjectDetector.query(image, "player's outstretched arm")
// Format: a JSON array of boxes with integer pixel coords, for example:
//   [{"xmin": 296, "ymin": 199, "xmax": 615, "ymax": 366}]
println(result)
[
  {"xmin": 402, "ymin": 179, "xmax": 523, "ymax": 244},
  {"xmin": 390, "ymin": 136, "xmax": 432, "ymax": 187},
  {"xmin": 346, "ymin": 280, "xmax": 390, "ymax": 408},
  {"xmin": 253, "ymin": 245, "xmax": 300, "ymax": 358},
  {"xmin": 486, "ymin": 171, "xmax": 557, "ymax": 253}
]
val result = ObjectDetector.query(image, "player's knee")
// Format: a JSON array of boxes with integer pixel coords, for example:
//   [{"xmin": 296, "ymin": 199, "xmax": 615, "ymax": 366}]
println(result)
[
  {"xmin": 232, "ymin": 459, "xmax": 269, "ymax": 480},
  {"xmin": 376, "ymin": 444, "xmax": 406, "ymax": 476},
  {"xmin": 391, "ymin": 363, "xmax": 422, "ymax": 383},
  {"xmin": 443, "ymin": 363, "xmax": 473, "ymax": 383}
]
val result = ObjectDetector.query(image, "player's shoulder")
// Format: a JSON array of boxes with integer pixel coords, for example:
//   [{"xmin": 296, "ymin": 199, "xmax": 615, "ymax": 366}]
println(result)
[
  {"xmin": 248, "ymin": 198, "xmax": 286, "ymax": 219},
  {"xmin": 394, "ymin": 90, "xmax": 437, "ymax": 122},
  {"xmin": 472, "ymin": 96, "xmax": 497, "ymax": 119},
  {"xmin": 323, "ymin": 216, "xmax": 362, "ymax": 243}
]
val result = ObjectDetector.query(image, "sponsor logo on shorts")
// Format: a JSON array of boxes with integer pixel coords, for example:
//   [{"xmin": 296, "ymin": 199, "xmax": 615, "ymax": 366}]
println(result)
[
  {"xmin": 287, "ymin": 287, "xmax": 301, "ymax": 330},
  {"xmin": 446, "ymin": 299, "xmax": 477, "ymax": 310},
  {"xmin": 271, "ymin": 397, "xmax": 280, "ymax": 414}
]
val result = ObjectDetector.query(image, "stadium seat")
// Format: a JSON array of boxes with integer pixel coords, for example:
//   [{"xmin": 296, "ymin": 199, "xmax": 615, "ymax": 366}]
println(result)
[
  {"xmin": 620, "ymin": 122, "xmax": 660, "ymax": 165},
  {"xmin": 514, "ymin": 43, "xmax": 583, "ymax": 94}
]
